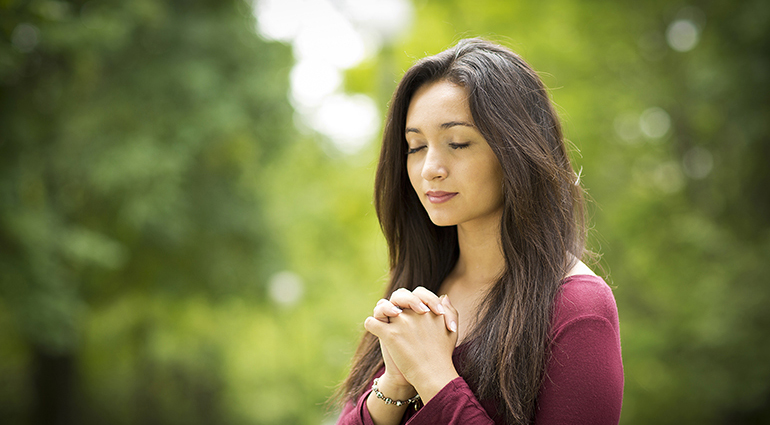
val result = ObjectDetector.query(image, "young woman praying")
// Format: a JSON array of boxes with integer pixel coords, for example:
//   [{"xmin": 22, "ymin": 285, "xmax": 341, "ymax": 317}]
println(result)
[{"xmin": 335, "ymin": 38, "xmax": 623, "ymax": 425}]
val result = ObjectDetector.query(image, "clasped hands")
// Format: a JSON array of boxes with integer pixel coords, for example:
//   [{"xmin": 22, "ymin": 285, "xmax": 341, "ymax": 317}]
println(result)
[{"xmin": 364, "ymin": 287, "xmax": 461, "ymax": 404}]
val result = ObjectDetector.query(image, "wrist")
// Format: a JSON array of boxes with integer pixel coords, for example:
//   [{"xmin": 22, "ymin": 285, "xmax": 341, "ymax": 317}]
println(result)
[
  {"xmin": 371, "ymin": 377, "xmax": 421, "ymax": 407},
  {"xmin": 375, "ymin": 373, "xmax": 417, "ymax": 400},
  {"xmin": 412, "ymin": 368, "xmax": 459, "ymax": 405}
]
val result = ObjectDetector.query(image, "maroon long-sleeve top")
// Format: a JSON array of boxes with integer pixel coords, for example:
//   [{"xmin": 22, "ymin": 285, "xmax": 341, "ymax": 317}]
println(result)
[{"xmin": 337, "ymin": 274, "xmax": 624, "ymax": 424}]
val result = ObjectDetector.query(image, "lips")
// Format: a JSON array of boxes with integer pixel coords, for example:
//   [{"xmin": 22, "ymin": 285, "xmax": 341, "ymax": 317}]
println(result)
[{"xmin": 426, "ymin": 190, "xmax": 458, "ymax": 204}]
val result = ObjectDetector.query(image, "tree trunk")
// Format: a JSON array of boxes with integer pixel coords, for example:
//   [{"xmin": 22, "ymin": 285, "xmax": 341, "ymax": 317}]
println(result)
[{"xmin": 32, "ymin": 346, "xmax": 76, "ymax": 425}]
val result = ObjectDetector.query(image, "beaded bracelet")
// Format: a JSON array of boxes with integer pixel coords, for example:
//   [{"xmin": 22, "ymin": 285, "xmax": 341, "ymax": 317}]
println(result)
[{"xmin": 371, "ymin": 377, "xmax": 421, "ymax": 407}]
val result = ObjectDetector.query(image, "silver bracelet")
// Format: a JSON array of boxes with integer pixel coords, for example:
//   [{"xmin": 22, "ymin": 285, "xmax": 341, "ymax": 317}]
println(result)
[{"xmin": 371, "ymin": 377, "xmax": 421, "ymax": 407}]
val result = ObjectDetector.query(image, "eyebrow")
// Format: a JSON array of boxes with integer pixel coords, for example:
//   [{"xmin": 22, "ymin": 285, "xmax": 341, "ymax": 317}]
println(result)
[{"xmin": 405, "ymin": 121, "xmax": 475, "ymax": 134}]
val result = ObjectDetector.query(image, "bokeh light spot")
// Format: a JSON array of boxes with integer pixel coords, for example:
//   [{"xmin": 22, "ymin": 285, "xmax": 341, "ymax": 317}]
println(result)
[
  {"xmin": 11, "ymin": 23, "xmax": 39, "ymax": 53},
  {"xmin": 639, "ymin": 107, "xmax": 671, "ymax": 139},
  {"xmin": 667, "ymin": 19, "xmax": 700, "ymax": 52},
  {"xmin": 292, "ymin": 9, "xmax": 365, "ymax": 69},
  {"xmin": 253, "ymin": 0, "xmax": 413, "ymax": 154},
  {"xmin": 682, "ymin": 146, "xmax": 714, "ymax": 179},
  {"xmin": 268, "ymin": 271, "xmax": 304, "ymax": 307},
  {"xmin": 254, "ymin": 0, "xmax": 303, "ymax": 42},
  {"xmin": 653, "ymin": 161, "xmax": 685, "ymax": 193},
  {"xmin": 614, "ymin": 113, "xmax": 642, "ymax": 143},
  {"xmin": 290, "ymin": 59, "xmax": 342, "ymax": 108},
  {"xmin": 311, "ymin": 94, "xmax": 379, "ymax": 154}
]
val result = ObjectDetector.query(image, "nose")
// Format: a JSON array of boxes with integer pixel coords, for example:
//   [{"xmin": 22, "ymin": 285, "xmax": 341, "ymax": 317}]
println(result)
[{"xmin": 421, "ymin": 148, "xmax": 448, "ymax": 181}]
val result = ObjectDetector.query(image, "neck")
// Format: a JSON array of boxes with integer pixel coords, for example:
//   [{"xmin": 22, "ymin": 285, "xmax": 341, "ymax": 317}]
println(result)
[{"xmin": 452, "ymin": 212, "xmax": 506, "ymax": 289}]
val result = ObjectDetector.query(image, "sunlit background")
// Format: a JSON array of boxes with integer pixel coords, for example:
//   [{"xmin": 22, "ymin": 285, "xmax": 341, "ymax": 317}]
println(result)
[{"xmin": 1, "ymin": 0, "xmax": 768, "ymax": 424}]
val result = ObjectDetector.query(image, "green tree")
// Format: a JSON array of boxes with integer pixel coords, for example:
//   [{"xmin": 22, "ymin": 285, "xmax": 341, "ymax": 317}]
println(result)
[{"xmin": 0, "ymin": 0, "xmax": 294, "ymax": 423}]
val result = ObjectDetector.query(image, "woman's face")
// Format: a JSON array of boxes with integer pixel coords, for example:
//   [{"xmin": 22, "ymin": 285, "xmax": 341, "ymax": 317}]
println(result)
[{"xmin": 405, "ymin": 79, "xmax": 504, "ymax": 229}]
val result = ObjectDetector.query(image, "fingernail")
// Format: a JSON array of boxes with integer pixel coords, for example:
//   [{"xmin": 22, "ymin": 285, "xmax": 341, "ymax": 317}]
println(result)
[
  {"xmin": 419, "ymin": 303, "xmax": 430, "ymax": 313},
  {"xmin": 392, "ymin": 306, "xmax": 402, "ymax": 314},
  {"xmin": 436, "ymin": 304, "xmax": 446, "ymax": 315},
  {"xmin": 450, "ymin": 321, "xmax": 458, "ymax": 332}
]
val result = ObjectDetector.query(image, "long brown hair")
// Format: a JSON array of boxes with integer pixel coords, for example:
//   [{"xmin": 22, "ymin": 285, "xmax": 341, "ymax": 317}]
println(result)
[{"xmin": 338, "ymin": 38, "xmax": 586, "ymax": 424}]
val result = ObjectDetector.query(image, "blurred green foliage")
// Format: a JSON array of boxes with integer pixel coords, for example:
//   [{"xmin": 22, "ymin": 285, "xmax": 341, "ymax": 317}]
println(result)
[{"xmin": 1, "ymin": 0, "xmax": 769, "ymax": 424}]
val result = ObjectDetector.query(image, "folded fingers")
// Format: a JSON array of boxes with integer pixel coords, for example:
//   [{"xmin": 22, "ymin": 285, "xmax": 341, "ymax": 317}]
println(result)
[
  {"xmin": 378, "ymin": 288, "xmax": 459, "ymax": 333},
  {"xmin": 389, "ymin": 287, "xmax": 431, "ymax": 314},
  {"xmin": 440, "ymin": 295, "xmax": 459, "ymax": 333},
  {"xmin": 373, "ymin": 299, "xmax": 403, "ymax": 322},
  {"xmin": 413, "ymin": 286, "xmax": 447, "ymax": 316}
]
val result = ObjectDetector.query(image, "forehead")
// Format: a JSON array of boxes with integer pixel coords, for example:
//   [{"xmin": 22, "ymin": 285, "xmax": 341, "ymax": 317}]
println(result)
[{"xmin": 405, "ymin": 80, "xmax": 473, "ymax": 127}]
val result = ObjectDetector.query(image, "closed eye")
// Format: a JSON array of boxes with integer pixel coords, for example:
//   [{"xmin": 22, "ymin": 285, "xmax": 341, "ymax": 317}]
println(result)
[
  {"xmin": 450, "ymin": 142, "xmax": 471, "ymax": 150},
  {"xmin": 406, "ymin": 146, "xmax": 425, "ymax": 155}
]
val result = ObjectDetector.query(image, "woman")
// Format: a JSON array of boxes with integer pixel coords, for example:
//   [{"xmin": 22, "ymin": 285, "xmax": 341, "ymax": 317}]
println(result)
[{"xmin": 335, "ymin": 38, "xmax": 623, "ymax": 425}]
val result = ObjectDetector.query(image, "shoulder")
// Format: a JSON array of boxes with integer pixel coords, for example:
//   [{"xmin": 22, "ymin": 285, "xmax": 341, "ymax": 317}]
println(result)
[
  {"xmin": 551, "ymin": 274, "xmax": 619, "ymax": 338},
  {"xmin": 538, "ymin": 275, "xmax": 624, "ymax": 424}
]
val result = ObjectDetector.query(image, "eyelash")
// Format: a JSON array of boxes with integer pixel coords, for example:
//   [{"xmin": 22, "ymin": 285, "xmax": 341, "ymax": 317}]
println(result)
[
  {"xmin": 450, "ymin": 142, "xmax": 471, "ymax": 150},
  {"xmin": 406, "ymin": 143, "xmax": 470, "ymax": 155}
]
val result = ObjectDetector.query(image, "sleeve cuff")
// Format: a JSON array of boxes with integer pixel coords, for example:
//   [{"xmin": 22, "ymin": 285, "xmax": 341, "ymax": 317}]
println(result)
[
  {"xmin": 358, "ymin": 390, "xmax": 375, "ymax": 425},
  {"xmin": 406, "ymin": 377, "xmax": 493, "ymax": 424}
]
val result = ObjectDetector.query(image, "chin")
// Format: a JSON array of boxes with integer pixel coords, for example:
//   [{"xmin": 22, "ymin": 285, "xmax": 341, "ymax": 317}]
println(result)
[
  {"xmin": 427, "ymin": 214, "xmax": 458, "ymax": 227},
  {"xmin": 432, "ymin": 222, "xmax": 456, "ymax": 228}
]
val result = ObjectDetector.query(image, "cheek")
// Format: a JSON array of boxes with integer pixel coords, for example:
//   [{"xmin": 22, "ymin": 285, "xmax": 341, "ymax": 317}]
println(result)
[
  {"xmin": 480, "ymin": 161, "xmax": 504, "ymax": 204},
  {"xmin": 406, "ymin": 159, "xmax": 421, "ymax": 191}
]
